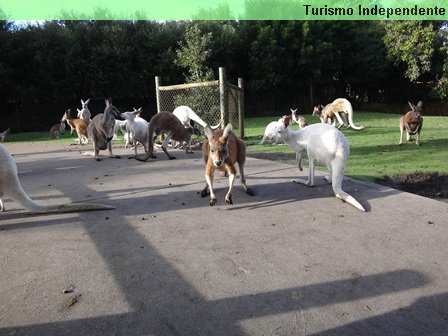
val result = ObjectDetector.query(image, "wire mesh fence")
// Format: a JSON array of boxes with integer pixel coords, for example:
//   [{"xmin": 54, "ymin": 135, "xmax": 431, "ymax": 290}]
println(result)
[{"xmin": 155, "ymin": 68, "xmax": 245, "ymax": 137}]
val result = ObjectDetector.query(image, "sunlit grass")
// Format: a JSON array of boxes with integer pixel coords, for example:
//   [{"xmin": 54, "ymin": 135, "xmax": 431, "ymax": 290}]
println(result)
[{"xmin": 246, "ymin": 112, "xmax": 448, "ymax": 182}]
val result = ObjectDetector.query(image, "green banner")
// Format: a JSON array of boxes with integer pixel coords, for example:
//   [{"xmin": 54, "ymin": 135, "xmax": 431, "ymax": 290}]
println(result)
[{"xmin": 0, "ymin": 0, "xmax": 447, "ymax": 20}]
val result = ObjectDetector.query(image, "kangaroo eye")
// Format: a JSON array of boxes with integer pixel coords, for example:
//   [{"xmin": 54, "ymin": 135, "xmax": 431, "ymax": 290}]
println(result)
[{"xmin": 211, "ymin": 150, "xmax": 214, "ymax": 153}]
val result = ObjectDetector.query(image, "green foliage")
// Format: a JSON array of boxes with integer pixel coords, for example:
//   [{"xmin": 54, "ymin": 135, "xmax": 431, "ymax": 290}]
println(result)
[{"xmin": 382, "ymin": 21, "xmax": 435, "ymax": 82}]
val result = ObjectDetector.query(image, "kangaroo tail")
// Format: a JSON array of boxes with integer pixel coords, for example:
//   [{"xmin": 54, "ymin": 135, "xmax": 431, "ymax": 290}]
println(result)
[
  {"xmin": 335, "ymin": 190, "xmax": 365, "ymax": 212},
  {"xmin": 345, "ymin": 102, "xmax": 364, "ymax": 130},
  {"xmin": 30, "ymin": 203, "xmax": 114, "ymax": 214}
]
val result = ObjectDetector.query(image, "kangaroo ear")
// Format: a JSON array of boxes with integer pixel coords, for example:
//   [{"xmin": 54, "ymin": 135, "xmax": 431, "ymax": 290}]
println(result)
[
  {"xmin": 85, "ymin": 98, "xmax": 90, "ymax": 104},
  {"xmin": 222, "ymin": 123, "xmax": 233, "ymax": 139},
  {"xmin": 417, "ymin": 101, "xmax": 423, "ymax": 107},
  {"xmin": 408, "ymin": 102, "xmax": 416, "ymax": 110},
  {"xmin": 204, "ymin": 125, "xmax": 214, "ymax": 140}
]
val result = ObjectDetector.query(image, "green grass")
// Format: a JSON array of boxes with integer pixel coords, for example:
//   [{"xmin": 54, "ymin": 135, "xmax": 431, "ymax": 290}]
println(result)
[
  {"xmin": 245, "ymin": 112, "xmax": 448, "ymax": 182},
  {"xmin": 5, "ymin": 111, "xmax": 448, "ymax": 183}
]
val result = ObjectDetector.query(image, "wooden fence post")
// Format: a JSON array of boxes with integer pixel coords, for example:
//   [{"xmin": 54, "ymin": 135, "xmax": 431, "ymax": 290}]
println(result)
[
  {"xmin": 238, "ymin": 77, "xmax": 245, "ymax": 139},
  {"xmin": 219, "ymin": 67, "xmax": 228, "ymax": 128},
  {"xmin": 155, "ymin": 76, "xmax": 161, "ymax": 113}
]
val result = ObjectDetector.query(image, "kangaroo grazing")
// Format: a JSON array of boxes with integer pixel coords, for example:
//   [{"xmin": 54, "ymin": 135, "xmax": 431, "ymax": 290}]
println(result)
[
  {"xmin": 0, "ymin": 144, "xmax": 114, "ymax": 213},
  {"xmin": 201, "ymin": 123, "xmax": 254, "ymax": 206},
  {"xmin": 134, "ymin": 112, "xmax": 195, "ymax": 161},
  {"xmin": 87, "ymin": 98, "xmax": 121, "ymax": 161},
  {"xmin": 313, "ymin": 98, "xmax": 364, "ymax": 130},
  {"xmin": 120, "ymin": 108, "xmax": 150, "ymax": 158},
  {"xmin": 61, "ymin": 109, "xmax": 88, "ymax": 145},
  {"xmin": 399, "ymin": 101, "xmax": 424, "ymax": 146},
  {"xmin": 49, "ymin": 121, "xmax": 65, "ymax": 139},
  {"xmin": 271, "ymin": 116, "xmax": 365, "ymax": 212},
  {"xmin": 172, "ymin": 105, "xmax": 220, "ymax": 129},
  {"xmin": 0, "ymin": 128, "xmax": 10, "ymax": 142},
  {"xmin": 77, "ymin": 98, "xmax": 91, "ymax": 122}
]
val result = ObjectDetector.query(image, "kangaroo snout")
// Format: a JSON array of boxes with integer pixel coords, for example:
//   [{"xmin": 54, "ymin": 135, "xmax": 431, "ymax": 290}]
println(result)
[{"xmin": 213, "ymin": 159, "xmax": 223, "ymax": 167}]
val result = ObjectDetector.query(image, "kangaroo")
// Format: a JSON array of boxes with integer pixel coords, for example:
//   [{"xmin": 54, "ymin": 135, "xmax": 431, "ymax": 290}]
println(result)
[
  {"xmin": 0, "ymin": 144, "xmax": 114, "ymax": 213},
  {"xmin": 271, "ymin": 116, "xmax": 365, "ymax": 212},
  {"xmin": 49, "ymin": 121, "xmax": 65, "ymax": 139},
  {"xmin": 399, "ymin": 101, "xmax": 423, "ymax": 146},
  {"xmin": 200, "ymin": 123, "xmax": 254, "ymax": 206},
  {"xmin": 313, "ymin": 98, "xmax": 364, "ymax": 130},
  {"xmin": 172, "ymin": 105, "xmax": 220, "ymax": 129},
  {"xmin": 134, "ymin": 112, "xmax": 196, "ymax": 161},
  {"xmin": 291, "ymin": 108, "xmax": 308, "ymax": 129},
  {"xmin": 61, "ymin": 109, "xmax": 88, "ymax": 145},
  {"xmin": 0, "ymin": 128, "xmax": 10, "ymax": 142},
  {"xmin": 120, "ymin": 108, "xmax": 150, "ymax": 158},
  {"xmin": 77, "ymin": 98, "xmax": 91, "ymax": 122},
  {"xmin": 87, "ymin": 98, "xmax": 121, "ymax": 161},
  {"xmin": 260, "ymin": 115, "xmax": 288, "ymax": 145}
]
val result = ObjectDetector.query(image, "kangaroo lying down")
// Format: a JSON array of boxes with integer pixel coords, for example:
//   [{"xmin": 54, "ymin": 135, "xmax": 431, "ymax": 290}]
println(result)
[
  {"xmin": 0, "ymin": 144, "xmax": 114, "ymax": 213},
  {"xmin": 271, "ymin": 116, "xmax": 365, "ymax": 212}
]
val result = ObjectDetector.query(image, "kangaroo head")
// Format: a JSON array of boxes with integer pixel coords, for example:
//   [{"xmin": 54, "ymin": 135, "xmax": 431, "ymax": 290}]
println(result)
[
  {"xmin": 408, "ymin": 101, "xmax": 423, "ymax": 120},
  {"xmin": 312, "ymin": 105, "xmax": 323, "ymax": 116},
  {"xmin": 61, "ymin": 109, "xmax": 71, "ymax": 121},
  {"xmin": 120, "ymin": 111, "xmax": 134, "ymax": 121},
  {"xmin": 105, "ymin": 98, "xmax": 120, "ymax": 117},
  {"xmin": 205, "ymin": 123, "xmax": 232, "ymax": 168},
  {"xmin": 81, "ymin": 98, "xmax": 90, "ymax": 109},
  {"xmin": 132, "ymin": 107, "xmax": 142, "ymax": 117}
]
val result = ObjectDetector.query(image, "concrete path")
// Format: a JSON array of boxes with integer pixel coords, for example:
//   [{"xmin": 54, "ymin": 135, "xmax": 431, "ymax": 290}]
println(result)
[{"xmin": 1, "ymin": 141, "xmax": 447, "ymax": 336}]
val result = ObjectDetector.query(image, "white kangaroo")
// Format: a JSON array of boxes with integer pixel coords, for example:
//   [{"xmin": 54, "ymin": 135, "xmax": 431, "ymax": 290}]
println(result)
[
  {"xmin": 172, "ymin": 105, "xmax": 220, "ymax": 129},
  {"xmin": 272, "ymin": 115, "xmax": 365, "ymax": 212},
  {"xmin": 77, "ymin": 98, "xmax": 91, "ymax": 122},
  {"xmin": 120, "ymin": 108, "xmax": 149, "ymax": 158},
  {"xmin": 260, "ymin": 115, "xmax": 287, "ymax": 144},
  {"xmin": 0, "ymin": 144, "xmax": 114, "ymax": 213}
]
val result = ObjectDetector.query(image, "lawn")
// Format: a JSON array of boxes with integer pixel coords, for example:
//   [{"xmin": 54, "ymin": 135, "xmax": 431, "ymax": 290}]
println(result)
[
  {"xmin": 244, "ymin": 112, "xmax": 448, "ymax": 182},
  {"xmin": 4, "ymin": 111, "xmax": 447, "ymax": 183}
]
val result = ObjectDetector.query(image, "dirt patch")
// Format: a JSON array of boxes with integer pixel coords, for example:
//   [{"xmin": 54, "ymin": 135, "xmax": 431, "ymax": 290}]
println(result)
[{"xmin": 377, "ymin": 172, "xmax": 448, "ymax": 201}]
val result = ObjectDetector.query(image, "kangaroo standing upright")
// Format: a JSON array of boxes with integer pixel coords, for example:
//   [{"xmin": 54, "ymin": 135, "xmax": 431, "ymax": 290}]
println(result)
[
  {"xmin": 201, "ymin": 123, "xmax": 254, "ymax": 206},
  {"xmin": 399, "ymin": 101, "xmax": 423, "ymax": 146},
  {"xmin": 87, "ymin": 98, "xmax": 121, "ymax": 161},
  {"xmin": 0, "ymin": 144, "xmax": 114, "ymax": 213},
  {"xmin": 77, "ymin": 98, "xmax": 91, "ymax": 122},
  {"xmin": 272, "ymin": 116, "xmax": 365, "ymax": 212},
  {"xmin": 61, "ymin": 109, "xmax": 88, "ymax": 145}
]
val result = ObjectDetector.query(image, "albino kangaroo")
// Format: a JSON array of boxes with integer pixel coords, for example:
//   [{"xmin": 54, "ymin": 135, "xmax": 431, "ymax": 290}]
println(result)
[
  {"xmin": 0, "ymin": 144, "xmax": 114, "ymax": 213},
  {"xmin": 61, "ymin": 109, "xmax": 88, "ymax": 145},
  {"xmin": 260, "ymin": 115, "xmax": 288, "ymax": 144},
  {"xmin": 49, "ymin": 121, "xmax": 65, "ymax": 139},
  {"xmin": 172, "ymin": 105, "xmax": 220, "ymax": 129},
  {"xmin": 120, "ymin": 108, "xmax": 149, "ymax": 158},
  {"xmin": 134, "ymin": 111, "xmax": 195, "ymax": 161},
  {"xmin": 87, "ymin": 98, "xmax": 121, "ymax": 161},
  {"xmin": 77, "ymin": 98, "xmax": 91, "ymax": 122},
  {"xmin": 313, "ymin": 98, "xmax": 364, "ymax": 130},
  {"xmin": 0, "ymin": 128, "xmax": 10, "ymax": 142},
  {"xmin": 272, "ymin": 116, "xmax": 365, "ymax": 212},
  {"xmin": 399, "ymin": 101, "xmax": 423, "ymax": 146},
  {"xmin": 201, "ymin": 123, "xmax": 254, "ymax": 206}
]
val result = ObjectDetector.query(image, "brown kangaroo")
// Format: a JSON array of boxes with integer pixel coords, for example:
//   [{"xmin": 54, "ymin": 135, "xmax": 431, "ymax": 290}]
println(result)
[
  {"xmin": 134, "ymin": 111, "xmax": 196, "ymax": 161},
  {"xmin": 61, "ymin": 109, "xmax": 88, "ymax": 145},
  {"xmin": 49, "ymin": 121, "xmax": 65, "ymax": 139},
  {"xmin": 200, "ymin": 123, "xmax": 254, "ymax": 206},
  {"xmin": 399, "ymin": 101, "xmax": 423, "ymax": 146}
]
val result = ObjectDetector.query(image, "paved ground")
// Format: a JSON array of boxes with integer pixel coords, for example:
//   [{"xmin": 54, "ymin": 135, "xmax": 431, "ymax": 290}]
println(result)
[{"xmin": 1, "ymin": 141, "xmax": 447, "ymax": 336}]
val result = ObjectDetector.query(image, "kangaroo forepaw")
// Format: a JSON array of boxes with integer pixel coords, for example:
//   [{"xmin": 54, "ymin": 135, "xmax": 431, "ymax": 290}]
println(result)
[{"xmin": 210, "ymin": 198, "xmax": 217, "ymax": 206}]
